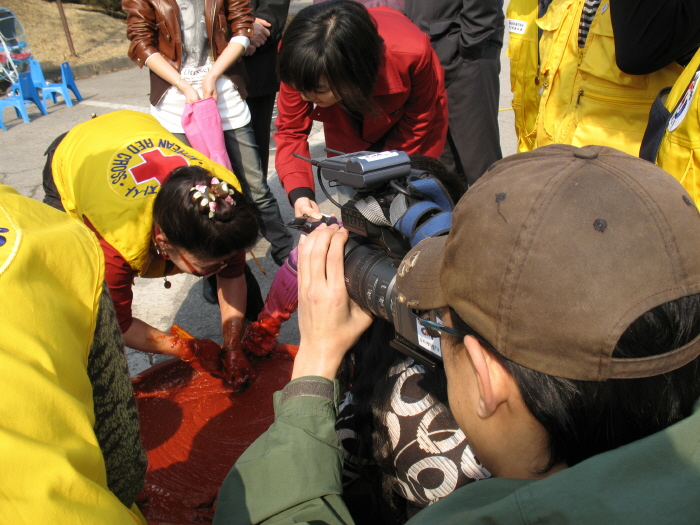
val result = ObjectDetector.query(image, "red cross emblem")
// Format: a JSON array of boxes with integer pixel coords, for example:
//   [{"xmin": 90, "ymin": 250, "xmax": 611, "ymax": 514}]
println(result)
[{"xmin": 129, "ymin": 149, "xmax": 189, "ymax": 185}]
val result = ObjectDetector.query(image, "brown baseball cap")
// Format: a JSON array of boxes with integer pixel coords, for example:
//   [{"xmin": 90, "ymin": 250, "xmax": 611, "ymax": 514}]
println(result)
[{"xmin": 396, "ymin": 144, "xmax": 700, "ymax": 381}]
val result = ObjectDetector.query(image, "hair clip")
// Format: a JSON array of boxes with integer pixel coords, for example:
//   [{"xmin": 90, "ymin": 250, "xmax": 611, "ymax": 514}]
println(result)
[{"xmin": 190, "ymin": 178, "xmax": 237, "ymax": 219}]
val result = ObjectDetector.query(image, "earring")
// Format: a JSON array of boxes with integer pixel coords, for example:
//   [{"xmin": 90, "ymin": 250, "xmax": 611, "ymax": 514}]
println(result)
[
  {"xmin": 155, "ymin": 243, "xmax": 168, "ymax": 259},
  {"xmin": 164, "ymin": 277, "xmax": 172, "ymax": 289}
]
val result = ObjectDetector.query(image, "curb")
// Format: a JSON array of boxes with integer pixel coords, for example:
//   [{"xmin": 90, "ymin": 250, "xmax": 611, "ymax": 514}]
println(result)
[{"xmin": 42, "ymin": 56, "xmax": 136, "ymax": 82}]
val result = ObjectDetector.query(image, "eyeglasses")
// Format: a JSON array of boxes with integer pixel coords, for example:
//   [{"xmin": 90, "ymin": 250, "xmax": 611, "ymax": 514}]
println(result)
[
  {"xmin": 177, "ymin": 251, "xmax": 228, "ymax": 278},
  {"xmin": 417, "ymin": 311, "xmax": 468, "ymax": 339}
]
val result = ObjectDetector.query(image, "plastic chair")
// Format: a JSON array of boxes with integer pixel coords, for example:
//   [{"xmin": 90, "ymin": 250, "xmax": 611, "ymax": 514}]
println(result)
[
  {"xmin": 0, "ymin": 87, "xmax": 30, "ymax": 131},
  {"xmin": 60, "ymin": 61, "xmax": 83, "ymax": 103},
  {"xmin": 27, "ymin": 58, "xmax": 79, "ymax": 107},
  {"xmin": 16, "ymin": 71, "xmax": 46, "ymax": 115}
]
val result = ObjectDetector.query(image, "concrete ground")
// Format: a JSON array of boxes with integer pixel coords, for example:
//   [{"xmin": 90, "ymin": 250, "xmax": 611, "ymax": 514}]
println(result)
[{"xmin": 0, "ymin": 9, "xmax": 516, "ymax": 376}]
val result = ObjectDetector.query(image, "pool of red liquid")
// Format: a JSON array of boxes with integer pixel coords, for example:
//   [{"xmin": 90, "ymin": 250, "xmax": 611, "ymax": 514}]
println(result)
[{"xmin": 132, "ymin": 351, "xmax": 293, "ymax": 524}]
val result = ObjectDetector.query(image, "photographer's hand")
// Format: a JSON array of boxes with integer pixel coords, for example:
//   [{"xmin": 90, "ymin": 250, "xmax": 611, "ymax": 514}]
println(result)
[{"xmin": 293, "ymin": 224, "xmax": 373, "ymax": 380}]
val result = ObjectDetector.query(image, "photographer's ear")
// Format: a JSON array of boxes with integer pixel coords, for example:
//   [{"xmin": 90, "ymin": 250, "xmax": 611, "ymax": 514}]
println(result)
[{"xmin": 464, "ymin": 336, "xmax": 511, "ymax": 419}]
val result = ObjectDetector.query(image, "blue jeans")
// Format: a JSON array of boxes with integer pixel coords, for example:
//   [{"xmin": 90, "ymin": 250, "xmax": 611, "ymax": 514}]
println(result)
[{"xmin": 175, "ymin": 123, "xmax": 293, "ymax": 265}]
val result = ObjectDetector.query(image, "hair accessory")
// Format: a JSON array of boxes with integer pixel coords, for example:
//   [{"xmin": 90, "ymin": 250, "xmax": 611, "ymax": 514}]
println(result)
[{"xmin": 189, "ymin": 178, "xmax": 238, "ymax": 219}]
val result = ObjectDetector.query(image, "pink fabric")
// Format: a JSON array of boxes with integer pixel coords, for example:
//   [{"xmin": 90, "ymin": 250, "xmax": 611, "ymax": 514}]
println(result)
[
  {"xmin": 242, "ymin": 247, "xmax": 299, "ymax": 356},
  {"xmin": 181, "ymin": 98, "xmax": 232, "ymax": 171}
]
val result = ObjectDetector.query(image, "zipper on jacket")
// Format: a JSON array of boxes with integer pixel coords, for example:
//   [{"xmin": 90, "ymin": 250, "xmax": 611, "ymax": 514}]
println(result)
[{"xmin": 577, "ymin": 89, "xmax": 657, "ymax": 107}]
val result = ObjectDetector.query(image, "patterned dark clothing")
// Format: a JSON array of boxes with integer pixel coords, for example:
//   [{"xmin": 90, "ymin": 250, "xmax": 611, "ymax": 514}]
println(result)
[{"xmin": 336, "ymin": 358, "xmax": 490, "ymax": 511}]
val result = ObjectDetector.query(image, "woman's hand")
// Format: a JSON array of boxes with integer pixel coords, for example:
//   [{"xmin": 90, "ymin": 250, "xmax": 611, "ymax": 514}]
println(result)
[
  {"xmin": 294, "ymin": 197, "xmax": 323, "ymax": 220},
  {"xmin": 293, "ymin": 224, "xmax": 373, "ymax": 380},
  {"xmin": 221, "ymin": 343, "xmax": 256, "ymax": 391},
  {"xmin": 201, "ymin": 72, "xmax": 219, "ymax": 101},
  {"xmin": 180, "ymin": 82, "xmax": 201, "ymax": 104}
]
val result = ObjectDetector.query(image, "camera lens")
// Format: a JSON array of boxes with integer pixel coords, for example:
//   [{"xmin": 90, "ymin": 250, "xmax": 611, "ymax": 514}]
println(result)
[{"xmin": 344, "ymin": 237, "xmax": 399, "ymax": 323}]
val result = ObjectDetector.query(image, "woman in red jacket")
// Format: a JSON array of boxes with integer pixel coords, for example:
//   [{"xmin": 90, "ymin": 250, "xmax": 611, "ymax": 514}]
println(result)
[{"xmin": 275, "ymin": 0, "xmax": 448, "ymax": 219}]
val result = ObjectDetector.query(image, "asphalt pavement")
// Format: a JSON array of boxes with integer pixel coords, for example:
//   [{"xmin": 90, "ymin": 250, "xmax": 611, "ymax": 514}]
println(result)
[{"xmin": 0, "ymin": 26, "xmax": 516, "ymax": 376}]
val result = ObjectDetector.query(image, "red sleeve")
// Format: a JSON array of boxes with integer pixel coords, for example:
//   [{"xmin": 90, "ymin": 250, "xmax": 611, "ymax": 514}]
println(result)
[
  {"xmin": 273, "ymin": 82, "xmax": 317, "ymax": 195},
  {"xmin": 217, "ymin": 250, "xmax": 247, "ymax": 279},
  {"xmin": 84, "ymin": 218, "xmax": 136, "ymax": 333},
  {"xmin": 382, "ymin": 34, "xmax": 448, "ymax": 158}
]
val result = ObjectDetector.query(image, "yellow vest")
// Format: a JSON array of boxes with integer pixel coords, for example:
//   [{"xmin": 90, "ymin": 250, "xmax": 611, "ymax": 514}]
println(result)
[
  {"xmin": 52, "ymin": 110, "xmax": 243, "ymax": 276},
  {"xmin": 656, "ymin": 49, "xmax": 700, "ymax": 205},
  {"xmin": 0, "ymin": 185, "xmax": 144, "ymax": 524},
  {"xmin": 535, "ymin": 0, "xmax": 682, "ymax": 155},
  {"xmin": 506, "ymin": 0, "xmax": 540, "ymax": 153}
]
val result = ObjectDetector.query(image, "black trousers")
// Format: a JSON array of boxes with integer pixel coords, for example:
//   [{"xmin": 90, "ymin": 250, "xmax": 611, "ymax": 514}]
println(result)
[{"xmin": 440, "ymin": 55, "xmax": 503, "ymax": 187}]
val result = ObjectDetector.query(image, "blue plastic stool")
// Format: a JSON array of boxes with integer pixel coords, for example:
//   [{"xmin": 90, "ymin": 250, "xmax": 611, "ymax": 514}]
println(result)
[{"xmin": 0, "ymin": 88, "xmax": 30, "ymax": 131}]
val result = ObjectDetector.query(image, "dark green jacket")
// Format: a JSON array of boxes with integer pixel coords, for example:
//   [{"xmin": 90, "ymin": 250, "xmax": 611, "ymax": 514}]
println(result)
[{"xmin": 214, "ymin": 377, "xmax": 700, "ymax": 524}]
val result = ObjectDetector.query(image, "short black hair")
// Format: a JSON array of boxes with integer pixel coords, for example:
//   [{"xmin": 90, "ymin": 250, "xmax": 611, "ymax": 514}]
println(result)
[
  {"xmin": 450, "ymin": 293, "xmax": 700, "ymax": 473},
  {"xmin": 153, "ymin": 166, "xmax": 258, "ymax": 259},
  {"xmin": 278, "ymin": 0, "xmax": 383, "ymax": 116}
]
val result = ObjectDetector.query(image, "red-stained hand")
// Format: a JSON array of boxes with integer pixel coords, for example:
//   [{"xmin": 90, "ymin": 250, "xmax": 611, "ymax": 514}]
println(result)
[
  {"xmin": 193, "ymin": 339, "xmax": 225, "ymax": 375},
  {"xmin": 293, "ymin": 224, "xmax": 373, "ymax": 380},
  {"xmin": 221, "ymin": 344, "xmax": 256, "ymax": 391},
  {"xmin": 176, "ymin": 337, "xmax": 224, "ymax": 375},
  {"xmin": 242, "ymin": 315, "xmax": 286, "ymax": 356}
]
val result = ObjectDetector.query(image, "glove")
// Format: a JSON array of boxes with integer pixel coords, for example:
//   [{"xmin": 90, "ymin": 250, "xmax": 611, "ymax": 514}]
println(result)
[
  {"xmin": 242, "ymin": 247, "xmax": 299, "ymax": 357},
  {"xmin": 221, "ymin": 344, "xmax": 256, "ymax": 391},
  {"xmin": 177, "ymin": 337, "xmax": 225, "ymax": 376}
]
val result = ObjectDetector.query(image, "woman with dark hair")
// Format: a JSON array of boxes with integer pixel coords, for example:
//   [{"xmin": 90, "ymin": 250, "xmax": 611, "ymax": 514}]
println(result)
[
  {"xmin": 43, "ymin": 111, "xmax": 261, "ymax": 389},
  {"xmin": 122, "ymin": 0, "xmax": 293, "ymax": 268},
  {"xmin": 274, "ymin": 0, "xmax": 448, "ymax": 219}
]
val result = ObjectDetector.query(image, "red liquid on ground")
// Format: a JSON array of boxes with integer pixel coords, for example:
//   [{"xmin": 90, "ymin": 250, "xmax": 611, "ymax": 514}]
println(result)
[{"xmin": 132, "ymin": 349, "xmax": 294, "ymax": 524}]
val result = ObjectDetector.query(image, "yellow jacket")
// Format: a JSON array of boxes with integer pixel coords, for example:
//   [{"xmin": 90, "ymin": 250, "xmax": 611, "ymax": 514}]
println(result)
[
  {"xmin": 506, "ymin": 0, "xmax": 540, "ymax": 153},
  {"xmin": 655, "ymin": 49, "xmax": 700, "ymax": 204},
  {"xmin": 52, "ymin": 110, "xmax": 242, "ymax": 276},
  {"xmin": 534, "ymin": 0, "xmax": 682, "ymax": 155},
  {"xmin": 0, "ymin": 185, "xmax": 144, "ymax": 524}
]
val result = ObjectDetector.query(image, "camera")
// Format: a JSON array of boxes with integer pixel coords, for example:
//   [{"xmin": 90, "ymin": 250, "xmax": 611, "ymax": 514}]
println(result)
[{"xmin": 294, "ymin": 150, "xmax": 453, "ymax": 369}]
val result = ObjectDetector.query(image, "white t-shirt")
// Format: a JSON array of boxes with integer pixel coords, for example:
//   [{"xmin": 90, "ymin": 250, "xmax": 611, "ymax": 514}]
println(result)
[{"xmin": 148, "ymin": 0, "xmax": 251, "ymax": 133}]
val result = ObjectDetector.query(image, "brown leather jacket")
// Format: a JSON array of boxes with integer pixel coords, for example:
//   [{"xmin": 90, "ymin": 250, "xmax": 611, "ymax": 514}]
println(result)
[{"xmin": 123, "ymin": 0, "xmax": 254, "ymax": 105}]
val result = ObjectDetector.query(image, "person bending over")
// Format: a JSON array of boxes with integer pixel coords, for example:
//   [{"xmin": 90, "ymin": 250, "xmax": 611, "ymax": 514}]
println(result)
[
  {"xmin": 214, "ymin": 144, "xmax": 700, "ymax": 523},
  {"xmin": 43, "ymin": 111, "xmax": 260, "ymax": 389},
  {"xmin": 274, "ymin": 0, "xmax": 448, "ymax": 219}
]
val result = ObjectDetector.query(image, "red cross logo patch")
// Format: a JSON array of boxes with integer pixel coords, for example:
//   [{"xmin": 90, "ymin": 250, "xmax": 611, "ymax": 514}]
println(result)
[
  {"xmin": 108, "ymin": 138, "xmax": 199, "ymax": 200},
  {"xmin": 129, "ymin": 149, "xmax": 189, "ymax": 185}
]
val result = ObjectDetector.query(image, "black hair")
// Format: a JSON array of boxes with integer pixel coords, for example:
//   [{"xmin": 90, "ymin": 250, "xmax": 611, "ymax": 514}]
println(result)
[
  {"xmin": 450, "ymin": 293, "xmax": 700, "ymax": 473},
  {"xmin": 278, "ymin": 0, "xmax": 383, "ymax": 117},
  {"xmin": 153, "ymin": 165, "xmax": 259, "ymax": 259}
]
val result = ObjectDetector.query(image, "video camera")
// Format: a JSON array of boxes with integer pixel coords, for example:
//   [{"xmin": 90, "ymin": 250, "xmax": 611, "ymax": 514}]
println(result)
[{"xmin": 292, "ymin": 149, "xmax": 453, "ymax": 369}]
